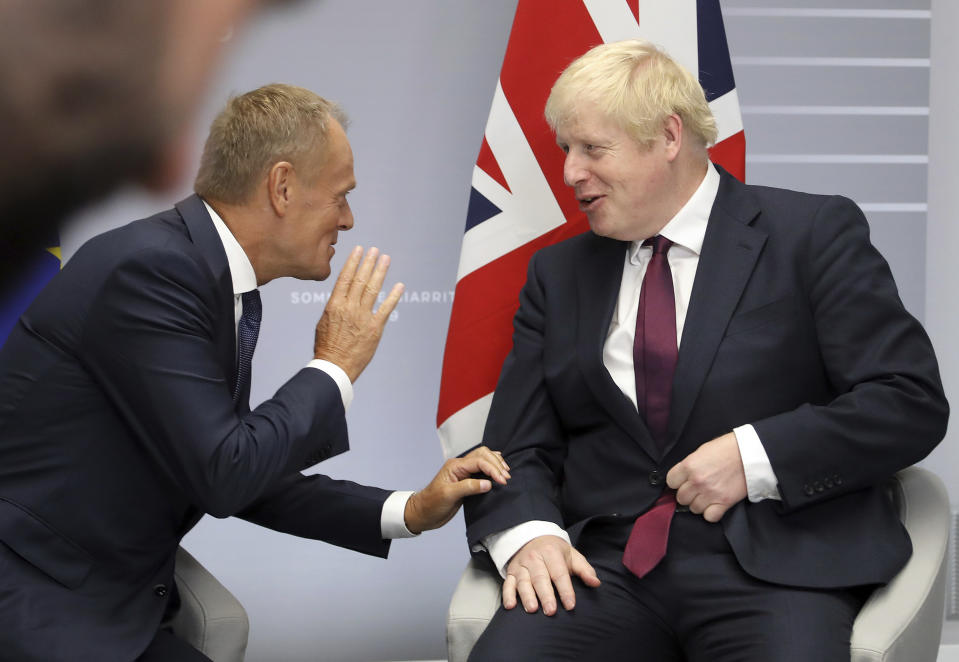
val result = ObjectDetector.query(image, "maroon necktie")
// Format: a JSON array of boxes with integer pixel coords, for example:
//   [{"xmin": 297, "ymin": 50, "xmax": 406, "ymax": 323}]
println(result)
[{"xmin": 623, "ymin": 236, "xmax": 678, "ymax": 578}]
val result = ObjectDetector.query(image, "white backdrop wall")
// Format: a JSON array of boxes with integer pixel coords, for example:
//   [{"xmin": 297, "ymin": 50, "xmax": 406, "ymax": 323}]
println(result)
[
  {"xmin": 60, "ymin": 2, "xmax": 948, "ymax": 660},
  {"xmin": 926, "ymin": 0, "xmax": 959, "ymax": 647}
]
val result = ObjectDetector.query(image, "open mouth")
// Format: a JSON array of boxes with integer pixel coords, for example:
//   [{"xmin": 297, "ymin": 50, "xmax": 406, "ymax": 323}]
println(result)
[{"xmin": 578, "ymin": 195, "xmax": 603, "ymax": 212}]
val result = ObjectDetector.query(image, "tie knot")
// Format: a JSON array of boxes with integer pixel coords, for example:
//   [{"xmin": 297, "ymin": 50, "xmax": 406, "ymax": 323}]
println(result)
[
  {"xmin": 241, "ymin": 289, "xmax": 262, "ymax": 320},
  {"xmin": 644, "ymin": 235, "xmax": 673, "ymax": 255}
]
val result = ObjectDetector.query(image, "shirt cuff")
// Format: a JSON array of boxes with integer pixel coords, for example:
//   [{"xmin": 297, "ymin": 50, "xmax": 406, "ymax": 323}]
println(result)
[
  {"xmin": 381, "ymin": 490, "xmax": 417, "ymax": 539},
  {"xmin": 307, "ymin": 359, "xmax": 354, "ymax": 411},
  {"xmin": 733, "ymin": 424, "xmax": 782, "ymax": 502},
  {"xmin": 479, "ymin": 521, "xmax": 570, "ymax": 578}
]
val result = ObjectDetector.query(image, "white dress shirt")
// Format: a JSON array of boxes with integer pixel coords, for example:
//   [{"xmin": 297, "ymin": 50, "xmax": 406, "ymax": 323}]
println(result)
[
  {"xmin": 482, "ymin": 164, "xmax": 780, "ymax": 576},
  {"xmin": 204, "ymin": 201, "xmax": 415, "ymax": 540}
]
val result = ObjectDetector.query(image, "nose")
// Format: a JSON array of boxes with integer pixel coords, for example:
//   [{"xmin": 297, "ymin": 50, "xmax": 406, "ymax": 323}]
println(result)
[
  {"xmin": 338, "ymin": 202, "xmax": 354, "ymax": 231},
  {"xmin": 563, "ymin": 152, "xmax": 587, "ymax": 188}
]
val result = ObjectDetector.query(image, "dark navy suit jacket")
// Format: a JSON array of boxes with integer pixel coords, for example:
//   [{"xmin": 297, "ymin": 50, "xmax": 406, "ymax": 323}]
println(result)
[
  {"xmin": 465, "ymin": 167, "xmax": 948, "ymax": 589},
  {"xmin": 0, "ymin": 195, "xmax": 391, "ymax": 661}
]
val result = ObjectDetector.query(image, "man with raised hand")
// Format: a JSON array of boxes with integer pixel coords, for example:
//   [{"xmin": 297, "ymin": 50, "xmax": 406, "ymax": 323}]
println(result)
[{"xmin": 0, "ymin": 83, "xmax": 508, "ymax": 662}]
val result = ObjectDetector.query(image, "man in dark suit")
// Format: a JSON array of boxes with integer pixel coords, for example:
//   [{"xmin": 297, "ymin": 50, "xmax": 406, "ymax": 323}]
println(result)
[
  {"xmin": 0, "ymin": 83, "xmax": 509, "ymax": 662},
  {"xmin": 464, "ymin": 40, "xmax": 948, "ymax": 661}
]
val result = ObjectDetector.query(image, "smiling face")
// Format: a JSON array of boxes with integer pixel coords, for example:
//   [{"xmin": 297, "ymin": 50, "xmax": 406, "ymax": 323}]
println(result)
[
  {"xmin": 277, "ymin": 118, "xmax": 356, "ymax": 281},
  {"xmin": 556, "ymin": 105, "xmax": 678, "ymax": 242}
]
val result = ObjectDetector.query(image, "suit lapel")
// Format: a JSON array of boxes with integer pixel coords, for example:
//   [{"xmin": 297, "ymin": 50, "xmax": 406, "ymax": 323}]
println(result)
[
  {"xmin": 575, "ymin": 234, "xmax": 658, "ymax": 456},
  {"xmin": 666, "ymin": 170, "xmax": 766, "ymax": 449},
  {"xmin": 175, "ymin": 195, "xmax": 237, "ymax": 401}
]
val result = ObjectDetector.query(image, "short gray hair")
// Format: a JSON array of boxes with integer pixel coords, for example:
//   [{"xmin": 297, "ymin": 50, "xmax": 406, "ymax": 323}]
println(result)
[{"xmin": 194, "ymin": 83, "xmax": 349, "ymax": 204}]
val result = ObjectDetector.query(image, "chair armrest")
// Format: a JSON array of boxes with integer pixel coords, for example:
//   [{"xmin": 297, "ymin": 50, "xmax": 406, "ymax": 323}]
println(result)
[
  {"xmin": 447, "ymin": 556, "xmax": 503, "ymax": 662},
  {"xmin": 850, "ymin": 466, "xmax": 951, "ymax": 662},
  {"xmin": 171, "ymin": 547, "xmax": 250, "ymax": 662}
]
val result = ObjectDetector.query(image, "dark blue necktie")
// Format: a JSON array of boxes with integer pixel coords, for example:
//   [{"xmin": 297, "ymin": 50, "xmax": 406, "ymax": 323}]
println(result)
[{"xmin": 233, "ymin": 289, "xmax": 262, "ymax": 403}]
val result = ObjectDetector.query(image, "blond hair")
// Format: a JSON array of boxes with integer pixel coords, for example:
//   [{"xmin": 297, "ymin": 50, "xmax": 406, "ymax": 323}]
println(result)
[
  {"xmin": 545, "ymin": 40, "xmax": 716, "ymax": 149},
  {"xmin": 194, "ymin": 83, "xmax": 348, "ymax": 204}
]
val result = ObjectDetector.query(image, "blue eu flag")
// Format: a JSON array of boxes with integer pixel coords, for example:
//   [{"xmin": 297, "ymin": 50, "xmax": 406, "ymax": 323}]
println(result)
[{"xmin": 0, "ymin": 239, "xmax": 61, "ymax": 346}]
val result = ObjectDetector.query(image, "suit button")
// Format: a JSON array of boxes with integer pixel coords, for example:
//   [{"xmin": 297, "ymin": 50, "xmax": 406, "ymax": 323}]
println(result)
[
  {"xmin": 824, "ymin": 477, "xmax": 834, "ymax": 489},
  {"xmin": 833, "ymin": 474, "xmax": 843, "ymax": 486},
  {"xmin": 153, "ymin": 584, "xmax": 168, "ymax": 597},
  {"xmin": 813, "ymin": 481, "xmax": 824, "ymax": 493},
  {"xmin": 803, "ymin": 484, "xmax": 814, "ymax": 496},
  {"xmin": 648, "ymin": 469, "xmax": 663, "ymax": 486}
]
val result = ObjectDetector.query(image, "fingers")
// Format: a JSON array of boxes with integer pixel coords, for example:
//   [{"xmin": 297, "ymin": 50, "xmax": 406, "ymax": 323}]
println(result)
[
  {"xmin": 476, "ymin": 458, "xmax": 509, "ymax": 485},
  {"xmin": 513, "ymin": 566, "xmax": 542, "ymax": 614},
  {"xmin": 702, "ymin": 503, "xmax": 728, "ymax": 523},
  {"xmin": 533, "ymin": 546, "xmax": 585, "ymax": 615},
  {"xmin": 687, "ymin": 492, "xmax": 711, "ymax": 515},
  {"xmin": 313, "ymin": 246, "xmax": 402, "ymax": 382},
  {"xmin": 346, "ymin": 248, "xmax": 400, "ymax": 317},
  {"xmin": 374, "ymin": 282, "xmax": 404, "ymax": 322},
  {"xmin": 674, "ymin": 465, "xmax": 717, "ymax": 515},
  {"xmin": 549, "ymin": 566, "xmax": 577, "ymax": 612},
  {"xmin": 666, "ymin": 463, "xmax": 687, "ymax": 490},
  {"xmin": 417, "ymin": 475, "xmax": 492, "ymax": 524},
  {"xmin": 333, "ymin": 247, "xmax": 401, "ymax": 315},
  {"xmin": 504, "ymin": 536, "xmax": 592, "ymax": 616},
  {"xmin": 405, "ymin": 447, "xmax": 511, "ymax": 533},
  {"xmin": 403, "ymin": 447, "xmax": 512, "ymax": 533},
  {"xmin": 569, "ymin": 549, "xmax": 602, "ymax": 588},
  {"xmin": 449, "ymin": 446, "xmax": 511, "ymax": 484},
  {"xmin": 674, "ymin": 480, "xmax": 697, "ymax": 507},
  {"xmin": 329, "ymin": 245, "xmax": 364, "ymax": 300},
  {"xmin": 529, "ymin": 561, "xmax": 558, "ymax": 615},
  {"xmin": 474, "ymin": 447, "xmax": 510, "ymax": 474},
  {"xmin": 358, "ymin": 251, "xmax": 388, "ymax": 308},
  {"xmin": 347, "ymin": 246, "xmax": 380, "ymax": 303},
  {"xmin": 502, "ymin": 573, "xmax": 519, "ymax": 610},
  {"xmin": 666, "ymin": 434, "xmax": 748, "ymax": 524},
  {"xmin": 445, "ymin": 477, "xmax": 492, "ymax": 501}
]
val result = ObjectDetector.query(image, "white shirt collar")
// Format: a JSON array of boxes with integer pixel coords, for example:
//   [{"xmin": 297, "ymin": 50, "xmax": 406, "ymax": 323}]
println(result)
[
  {"xmin": 628, "ymin": 162, "xmax": 720, "ymax": 264},
  {"xmin": 203, "ymin": 200, "xmax": 258, "ymax": 295}
]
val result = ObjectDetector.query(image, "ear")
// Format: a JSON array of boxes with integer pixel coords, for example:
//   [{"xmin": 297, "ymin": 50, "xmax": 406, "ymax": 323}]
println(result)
[
  {"xmin": 266, "ymin": 161, "xmax": 295, "ymax": 217},
  {"xmin": 663, "ymin": 114, "xmax": 683, "ymax": 162}
]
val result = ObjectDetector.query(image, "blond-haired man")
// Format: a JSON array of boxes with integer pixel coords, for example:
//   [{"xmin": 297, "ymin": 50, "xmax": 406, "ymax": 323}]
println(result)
[
  {"xmin": 464, "ymin": 40, "xmax": 946, "ymax": 661},
  {"xmin": 0, "ymin": 84, "xmax": 509, "ymax": 662}
]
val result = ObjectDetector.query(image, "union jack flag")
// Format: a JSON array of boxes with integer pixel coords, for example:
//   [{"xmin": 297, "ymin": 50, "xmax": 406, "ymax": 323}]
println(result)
[{"xmin": 437, "ymin": 0, "xmax": 745, "ymax": 458}]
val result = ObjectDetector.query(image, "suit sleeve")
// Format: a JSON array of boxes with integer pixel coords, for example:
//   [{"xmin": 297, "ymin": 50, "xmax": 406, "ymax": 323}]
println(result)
[
  {"xmin": 464, "ymin": 253, "xmax": 569, "ymax": 549},
  {"xmin": 752, "ymin": 196, "xmax": 948, "ymax": 511},
  {"xmin": 236, "ymin": 472, "xmax": 392, "ymax": 557},
  {"xmin": 80, "ymin": 244, "xmax": 384, "ymax": 526}
]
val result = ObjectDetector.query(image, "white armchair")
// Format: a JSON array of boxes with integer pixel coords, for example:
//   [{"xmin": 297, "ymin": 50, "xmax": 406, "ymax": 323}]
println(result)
[
  {"xmin": 170, "ymin": 547, "xmax": 249, "ymax": 662},
  {"xmin": 447, "ymin": 466, "xmax": 951, "ymax": 662},
  {"xmin": 849, "ymin": 466, "xmax": 951, "ymax": 662}
]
